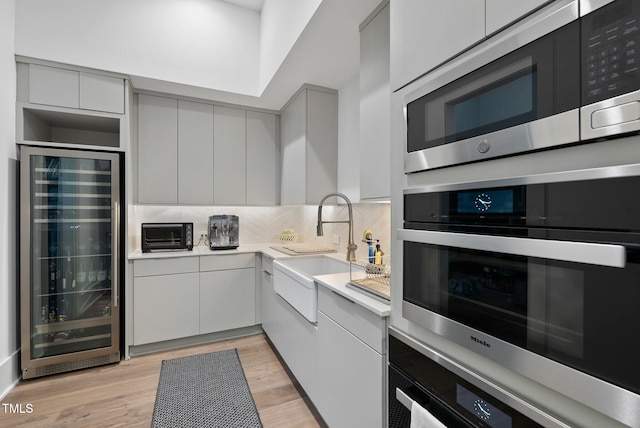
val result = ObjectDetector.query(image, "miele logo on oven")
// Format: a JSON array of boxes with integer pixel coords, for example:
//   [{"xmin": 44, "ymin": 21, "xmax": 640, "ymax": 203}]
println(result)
[{"xmin": 471, "ymin": 336, "xmax": 491, "ymax": 348}]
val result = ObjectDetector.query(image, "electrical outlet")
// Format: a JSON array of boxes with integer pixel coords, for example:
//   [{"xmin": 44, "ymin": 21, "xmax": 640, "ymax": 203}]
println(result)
[{"xmin": 332, "ymin": 234, "xmax": 340, "ymax": 245}]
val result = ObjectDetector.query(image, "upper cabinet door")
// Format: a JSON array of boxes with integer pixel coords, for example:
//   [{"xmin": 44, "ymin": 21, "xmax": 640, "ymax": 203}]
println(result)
[
  {"xmin": 360, "ymin": 3, "xmax": 390, "ymax": 201},
  {"xmin": 214, "ymin": 106, "xmax": 247, "ymax": 205},
  {"xmin": 280, "ymin": 90, "xmax": 308, "ymax": 205},
  {"xmin": 280, "ymin": 87, "xmax": 338, "ymax": 205},
  {"xmin": 29, "ymin": 65, "xmax": 79, "ymax": 109},
  {"xmin": 246, "ymin": 111, "xmax": 277, "ymax": 206},
  {"xmin": 390, "ymin": 0, "xmax": 485, "ymax": 91},
  {"xmin": 486, "ymin": 0, "xmax": 551, "ymax": 35},
  {"xmin": 79, "ymin": 73, "xmax": 125, "ymax": 114},
  {"xmin": 178, "ymin": 100, "xmax": 214, "ymax": 205},
  {"xmin": 137, "ymin": 94, "xmax": 178, "ymax": 204},
  {"xmin": 305, "ymin": 89, "xmax": 338, "ymax": 205},
  {"xmin": 28, "ymin": 64, "xmax": 125, "ymax": 114}
]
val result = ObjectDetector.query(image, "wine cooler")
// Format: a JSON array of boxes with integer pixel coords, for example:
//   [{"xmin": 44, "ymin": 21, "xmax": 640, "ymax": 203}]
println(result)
[{"xmin": 19, "ymin": 145, "xmax": 122, "ymax": 379}]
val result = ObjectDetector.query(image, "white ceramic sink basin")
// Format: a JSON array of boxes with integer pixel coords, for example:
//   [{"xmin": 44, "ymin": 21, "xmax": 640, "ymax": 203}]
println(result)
[
  {"xmin": 273, "ymin": 255, "xmax": 351, "ymax": 323},
  {"xmin": 275, "ymin": 255, "xmax": 350, "ymax": 279}
]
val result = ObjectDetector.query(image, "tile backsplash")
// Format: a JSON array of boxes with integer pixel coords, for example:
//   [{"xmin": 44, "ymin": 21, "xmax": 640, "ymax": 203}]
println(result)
[{"xmin": 130, "ymin": 203, "xmax": 391, "ymax": 262}]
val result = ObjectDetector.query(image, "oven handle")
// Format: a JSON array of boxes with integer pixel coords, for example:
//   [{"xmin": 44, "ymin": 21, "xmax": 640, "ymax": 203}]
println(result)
[
  {"xmin": 397, "ymin": 229, "xmax": 626, "ymax": 268},
  {"xmin": 395, "ymin": 387, "xmax": 451, "ymax": 428},
  {"xmin": 395, "ymin": 387, "xmax": 415, "ymax": 411}
]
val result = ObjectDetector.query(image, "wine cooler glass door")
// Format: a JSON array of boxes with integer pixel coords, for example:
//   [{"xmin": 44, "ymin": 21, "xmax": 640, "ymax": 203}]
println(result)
[{"xmin": 23, "ymin": 147, "xmax": 120, "ymax": 366}]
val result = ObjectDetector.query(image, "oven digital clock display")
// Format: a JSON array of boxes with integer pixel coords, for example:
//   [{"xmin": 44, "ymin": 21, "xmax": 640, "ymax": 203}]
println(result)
[
  {"xmin": 456, "ymin": 384, "xmax": 512, "ymax": 427},
  {"xmin": 457, "ymin": 189, "xmax": 515, "ymax": 214}
]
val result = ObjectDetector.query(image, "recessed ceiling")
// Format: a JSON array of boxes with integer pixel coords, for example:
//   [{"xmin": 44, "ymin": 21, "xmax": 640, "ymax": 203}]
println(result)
[{"xmin": 223, "ymin": 0, "xmax": 264, "ymax": 11}]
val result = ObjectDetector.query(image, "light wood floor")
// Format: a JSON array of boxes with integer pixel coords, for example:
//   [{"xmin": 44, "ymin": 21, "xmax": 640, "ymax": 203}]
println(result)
[{"xmin": 1, "ymin": 334, "xmax": 327, "ymax": 427}]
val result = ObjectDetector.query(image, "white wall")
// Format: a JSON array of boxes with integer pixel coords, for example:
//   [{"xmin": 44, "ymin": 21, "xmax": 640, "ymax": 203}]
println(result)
[
  {"xmin": 15, "ymin": 0, "xmax": 261, "ymax": 96},
  {"xmin": 259, "ymin": 0, "xmax": 321, "ymax": 92},
  {"xmin": 0, "ymin": 0, "xmax": 19, "ymax": 400}
]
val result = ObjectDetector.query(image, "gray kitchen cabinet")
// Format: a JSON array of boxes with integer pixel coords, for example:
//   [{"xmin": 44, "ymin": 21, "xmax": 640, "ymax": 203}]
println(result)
[
  {"xmin": 260, "ymin": 255, "xmax": 275, "ymax": 335},
  {"xmin": 360, "ymin": 2, "xmax": 390, "ymax": 201},
  {"xmin": 79, "ymin": 72, "xmax": 125, "ymax": 114},
  {"xmin": 486, "ymin": 0, "xmax": 551, "ymax": 35},
  {"xmin": 246, "ymin": 111, "xmax": 277, "ymax": 206},
  {"xmin": 199, "ymin": 253, "xmax": 256, "ymax": 334},
  {"xmin": 391, "ymin": 0, "xmax": 554, "ymax": 91},
  {"xmin": 27, "ymin": 63, "xmax": 124, "ymax": 114},
  {"xmin": 132, "ymin": 257, "xmax": 200, "ymax": 345},
  {"xmin": 264, "ymin": 264, "xmax": 318, "ymax": 400},
  {"xmin": 28, "ymin": 64, "xmax": 79, "ymax": 109},
  {"xmin": 316, "ymin": 286, "xmax": 387, "ymax": 428},
  {"xmin": 390, "ymin": 1, "xmax": 484, "ymax": 91},
  {"xmin": 317, "ymin": 312, "xmax": 385, "ymax": 428},
  {"xmin": 280, "ymin": 86, "xmax": 338, "ymax": 205},
  {"xmin": 199, "ymin": 269, "xmax": 255, "ymax": 334},
  {"xmin": 137, "ymin": 94, "xmax": 178, "ymax": 204},
  {"xmin": 214, "ymin": 106, "xmax": 247, "ymax": 205},
  {"xmin": 132, "ymin": 253, "xmax": 258, "ymax": 348},
  {"xmin": 178, "ymin": 100, "xmax": 214, "ymax": 205}
]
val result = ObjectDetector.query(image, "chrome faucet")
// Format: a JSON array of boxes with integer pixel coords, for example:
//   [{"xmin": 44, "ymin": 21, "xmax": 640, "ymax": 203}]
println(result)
[{"xmin": 317, "ymin": 193, "xmax": 357, "ymax": 261}]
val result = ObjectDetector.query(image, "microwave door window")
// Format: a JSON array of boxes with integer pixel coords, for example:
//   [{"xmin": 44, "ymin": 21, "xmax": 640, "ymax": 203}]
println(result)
[
  {"xmin": 411, "ymin": 57, "xmax": 536, "ymax": 152},
  {"xmin": 446, "ymin": 67, "xmax": 538, "ymax": 143}
]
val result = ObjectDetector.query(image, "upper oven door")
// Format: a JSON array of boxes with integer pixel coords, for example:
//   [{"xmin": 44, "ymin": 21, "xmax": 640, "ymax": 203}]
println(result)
[
  {"xmin": 399, "ymin": 227, "xmax": 640, "ymax": 408},
  {"xmin": 404, "ymin": 0, "xmax": 580, "ymax": 173}
]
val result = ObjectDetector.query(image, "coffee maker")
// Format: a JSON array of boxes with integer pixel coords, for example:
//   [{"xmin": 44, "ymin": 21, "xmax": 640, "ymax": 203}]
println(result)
[{"xmin": 208, "ymin": 215, "xmax": 239, "ymax": 250}]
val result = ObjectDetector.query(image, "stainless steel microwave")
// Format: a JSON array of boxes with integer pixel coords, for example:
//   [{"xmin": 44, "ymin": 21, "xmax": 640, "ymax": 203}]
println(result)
[
  {"xmin": 141, "ymin": 223, "xmax": 193, "ymax": 253},
  {"xmin": 404, "ymin": 0, "xmax": 640, "ymax": 173}
]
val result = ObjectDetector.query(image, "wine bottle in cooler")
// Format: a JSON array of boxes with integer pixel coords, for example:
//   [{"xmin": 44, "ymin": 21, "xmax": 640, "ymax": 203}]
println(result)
[{"xmin": 65, "ymin": 251, "xmax": 76, "ymax": 319}]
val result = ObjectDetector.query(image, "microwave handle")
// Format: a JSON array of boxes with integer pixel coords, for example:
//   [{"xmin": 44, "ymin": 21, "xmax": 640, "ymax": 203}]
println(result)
[{"xmin": 397, "ymin": 229, "xmax": 626, "ymax": 268}]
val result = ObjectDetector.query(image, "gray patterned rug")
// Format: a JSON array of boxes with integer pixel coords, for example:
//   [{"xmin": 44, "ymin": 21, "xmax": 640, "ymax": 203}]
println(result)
[{"xmin": 151, "ymin": 349, "xmax": 263, "ymax": 428}]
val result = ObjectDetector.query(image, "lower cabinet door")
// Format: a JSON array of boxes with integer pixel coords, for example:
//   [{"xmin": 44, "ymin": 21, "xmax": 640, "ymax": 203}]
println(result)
[
  {"xmin": 199, "ymin": 268, "xmax": 255, "ymax": 334},
  {"xmin": 133, "ymin": 273, "xmax": 200, "ymax": 345},
  {"xmin": 268, "ymin": 292, "xmax": 318, "ymax": 400},
  {"xmin": 317, "ymin": 311, "xmax": 384, "ymax": 428}
]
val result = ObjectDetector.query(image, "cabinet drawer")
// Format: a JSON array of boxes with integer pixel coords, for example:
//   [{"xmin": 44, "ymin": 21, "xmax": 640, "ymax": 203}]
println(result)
[
  {"xmin": 133, "ymin": 256, "xmax": 199, "ymax": 277},
  {"xmin": 318, "ymin": 286, "xmax": 386, "ymax": 354},
  {"xmin": 262, "ymin": 255, "xmax": 274, "ymax": 275},
  {"xmin": 200, "ymin": 253, "xmax": 255, "ymax": 271}
]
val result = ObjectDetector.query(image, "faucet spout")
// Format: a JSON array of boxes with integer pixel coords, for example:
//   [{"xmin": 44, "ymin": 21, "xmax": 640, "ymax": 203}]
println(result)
[{"xmin": 317, "ymin": 193, "xmax": 357, "ymax": 262}]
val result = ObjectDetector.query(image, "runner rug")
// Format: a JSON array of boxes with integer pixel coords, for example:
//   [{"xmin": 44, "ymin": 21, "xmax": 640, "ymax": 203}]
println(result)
[{"xmin": 151, "ymin": 348, "xmax": 262, "ymax": 428}]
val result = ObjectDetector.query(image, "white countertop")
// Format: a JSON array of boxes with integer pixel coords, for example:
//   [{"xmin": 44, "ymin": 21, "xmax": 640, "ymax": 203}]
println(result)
[
  {"xmin": 313, "ymin": 272, "xmax": 390, "ymax": 318},
  {"xmin": 128, "ymin": 243, "xmax": 293, "ymax": 260},
  {"xmin": 129, "ymin": 244, "xmax": 391, "ymax": 318}
]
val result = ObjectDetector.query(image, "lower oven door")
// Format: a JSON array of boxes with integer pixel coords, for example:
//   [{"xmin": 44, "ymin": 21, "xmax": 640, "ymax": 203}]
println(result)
[
  {"xmin": 389, "ymin": 328, "xmax": 551, "ymax": 427},
  {"xmin": 399, "ymin": 228, "xmax": 640, "ymax": 425}
]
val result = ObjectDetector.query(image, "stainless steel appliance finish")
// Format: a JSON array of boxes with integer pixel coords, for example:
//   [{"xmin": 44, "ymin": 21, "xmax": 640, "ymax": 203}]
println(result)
[
  {"xmin": 208, "ymin": 215, "xmax": 239, "ymax": 250},
  {"xmin": 399, "ymin": 163, "xmax": 640, "ymax": 426},
  {"xmin": 389, "ymin": 327, "xmax": 563, "ymax": 427},
  {"xmin": 580, "ymin": 0, "xmax": 640, "ymax": 140},
  {"xmin": 404, "ymin": 0, "xmax": 640, "ymax": 173},
  {"xmin": 19, "ymin": 145, "xmax": 121, "ymax": 379},
  {"xmin": 141, "ymin": 222, "xmax": 193, "ymax": 253}
]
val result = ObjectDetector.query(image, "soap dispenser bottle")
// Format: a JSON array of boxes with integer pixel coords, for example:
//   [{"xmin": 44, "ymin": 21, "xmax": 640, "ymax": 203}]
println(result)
[
  {"xmin": 374, "ymin": 240, "xmax": 384, "ymax": 265},
  {"xmin": 363, "ymin": 230, "xmax": 374, "ymax": 262}
]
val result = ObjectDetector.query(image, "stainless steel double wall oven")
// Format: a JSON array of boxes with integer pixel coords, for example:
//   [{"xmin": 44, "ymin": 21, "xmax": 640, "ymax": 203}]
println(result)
[{"xmin": 399, "ymin": 165, "xmax": 640, "ymax": 425}]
